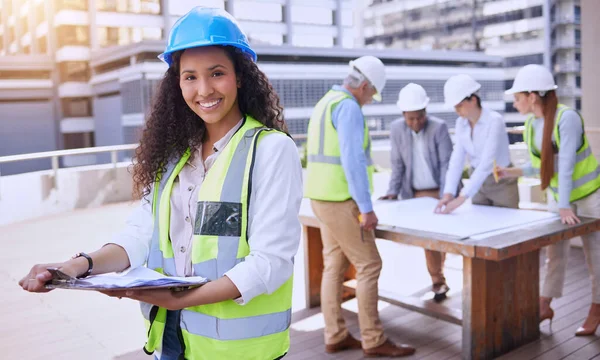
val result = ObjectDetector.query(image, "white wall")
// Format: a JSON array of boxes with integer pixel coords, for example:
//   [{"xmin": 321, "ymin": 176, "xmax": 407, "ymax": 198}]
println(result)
[{"xmin": 0, "ymin": 163, "xmax": 134, "ymax": 227}]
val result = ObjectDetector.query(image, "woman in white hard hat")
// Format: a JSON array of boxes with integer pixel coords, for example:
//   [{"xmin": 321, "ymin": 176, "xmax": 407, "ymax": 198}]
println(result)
[
  {"xmin": 18, "ymin": 7, "xmax": 302, "ymax": 359},
  {"xmin": 434, "ymin": 74, "xmax": 519, "ymax": 214},
  {"xmin": 497, "ymin": 64, "xmax": 600, "ymax": 336}
]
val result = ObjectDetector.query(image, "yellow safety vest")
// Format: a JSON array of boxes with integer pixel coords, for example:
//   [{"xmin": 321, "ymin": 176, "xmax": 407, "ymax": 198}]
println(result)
[
  {"xmin": 305, "ymin": 89, "xmax": 374, "ymax": 201},
  {"xmin": 141, "ymin": 116, "xmax": 293, "ymax": 360},
  {"xmin": 524, "ymin": 104, "xmax": 600, "ymax": 202}
]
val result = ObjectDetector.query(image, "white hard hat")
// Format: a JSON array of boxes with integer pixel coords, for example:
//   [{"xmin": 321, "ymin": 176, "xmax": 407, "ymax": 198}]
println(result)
[
  {"xmin": 443, "ymin": 74, "xmax": 482, "ymax": 107},
  {"xmin": 349, "ymin": 56, "xmax": 386, "ymax": 102},
  {"xmin": 397, "ymin": 83, "xmax": 430, "ymax": 111},
  {"xmin": 505, "ymin": 64, "xmax": 557, "ymax": 95}
]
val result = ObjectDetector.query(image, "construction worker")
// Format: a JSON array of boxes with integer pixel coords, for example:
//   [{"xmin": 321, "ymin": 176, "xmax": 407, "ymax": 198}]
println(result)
[
  {"xmin": 18, "ymin": 7, "xmax": 302, "ymax": 360},
  {"xmin": 497, "ymin": 64, "xmax": 600, "ymax": 336},
  {"xmin": 305, "ymin": 56, "xmax": 416, "ymax": 357},
  {"xmin": 380, "ymin": 83, "xmax": 457, "ymax": 301},
  {"xmin": 434, "ymin": 74, "xmax": 519, "ymax": 214}
]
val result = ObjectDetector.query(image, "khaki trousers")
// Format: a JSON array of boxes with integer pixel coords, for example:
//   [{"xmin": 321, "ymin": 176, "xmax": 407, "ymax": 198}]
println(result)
[
  {"xmin": 541, "ymin": 189, "xmax": 600, "ymax": 303},
  {"xmin": 413, "ymin": 189, "xmax": 446, "ymax": 285},
  {"xmin": 470, "ymin": 173, "xmax": 520, "ymax": 209},
  {"xmin": 311, "ymin": 199, "xmax": 386, "ymax": 349}
]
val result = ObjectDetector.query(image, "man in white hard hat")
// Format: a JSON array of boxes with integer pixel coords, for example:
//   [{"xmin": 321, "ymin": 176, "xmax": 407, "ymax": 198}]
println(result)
[
  {"xmin": 434, "ymin": 74, "xmax": 519, "ymax": 214},
  {"xmin": 305, "ymin": 56, "xmax": 416, "ymax": 357},
  {"xmin": 379, "ymin": 83, "xmax": 457, "ymax": 301}
]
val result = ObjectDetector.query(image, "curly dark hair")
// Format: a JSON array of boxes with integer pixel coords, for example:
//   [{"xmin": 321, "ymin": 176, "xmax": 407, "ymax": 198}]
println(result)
[{"xmin": 131, "ymin": 46, "xmax": 287, "ymax": 199}]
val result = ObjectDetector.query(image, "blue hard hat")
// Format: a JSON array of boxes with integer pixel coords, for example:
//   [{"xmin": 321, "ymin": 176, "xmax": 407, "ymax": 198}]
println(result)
[{"xmin": 159, "ymin": 7, "xmax": 257, "ymax": 66}]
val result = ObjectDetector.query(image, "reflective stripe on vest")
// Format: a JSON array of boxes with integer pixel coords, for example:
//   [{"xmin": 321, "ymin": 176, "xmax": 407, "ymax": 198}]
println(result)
[
  {"xmin": 141, "ymin": 116, "xmax": 292, "ymax": 360},
  {"xmin": 524, "ymin": 104, "xmax": 600, "ymax": 202},
  {"xmin": 305, "ymin": 89, "xmax": 375, "ymax": 201}
]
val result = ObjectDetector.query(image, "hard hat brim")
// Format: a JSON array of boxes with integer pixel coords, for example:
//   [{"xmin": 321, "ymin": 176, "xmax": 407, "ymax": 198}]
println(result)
[
  {"xmin": 159, "ymin": 41, "xmax": 257, "ymax": 66},
  {"xmin": 505, "ymin": 85, "xmax": 558, "ymax": 95},
  {"xmin": 397, "ymin": 97, "xmax": 429, "ymax": 112}
]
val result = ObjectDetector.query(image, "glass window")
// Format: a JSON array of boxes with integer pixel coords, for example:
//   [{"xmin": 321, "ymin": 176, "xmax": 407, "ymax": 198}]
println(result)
[
  {"xmin": 97, "ymin": 0, "xmax": 160, "ymax": 14},
  {"xmin": 575, "ymin": 29, "xmax": 581, "ymax": 45},
  {"xmin": 98, "ymin": 27, "xmax": 119, "ymax": 47},
  {"xmin": 56, "ymin": 25, "xmax": 89, "ymax": 47},
  {"xmin": 55, "ymin": 0, "xmax": 87, "ymax": 11},
  {"xmin": 63, "ymin": 132, "xmax": 95, "ymax": 149},
  {"xmin": 59, "ymin": 61, "xmax": 90, "ymax": 82},
  {"xmin": 576, "ymin": 76, "xmax": 581, "ymax": 88},
  {"xmin": 575, "ymin": 5, "xmax": 581, "ymax": 22},
  {"xmin": 62, "ymin": 98, "xmax": 92, "ymax": 117},
  {"xmin": 36, "ymin": 2, "xmax": 45, "ymax": 22},
  {"xmin": 38, "ymin": 36, "xmax": 48, "ymax": 53},
  {"xmin": 235, "ymin": 2, "xmax": 282, "ymax": 22},
  {"xmin": 575, "ymin": 52, "xmax": 581, "ymax": 62},
  {"xmin": 290, "ymin": 5, "xmax": 332, "ymax": 25},
  {"xmin": 576, "ymin": 98, "xmax": 582, "ymax": 110}
]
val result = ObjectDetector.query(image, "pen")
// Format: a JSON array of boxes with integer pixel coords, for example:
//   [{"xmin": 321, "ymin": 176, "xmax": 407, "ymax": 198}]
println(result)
[{"xmin": 492, "ymin": 159, "xmax": 499, "ymax": 183}]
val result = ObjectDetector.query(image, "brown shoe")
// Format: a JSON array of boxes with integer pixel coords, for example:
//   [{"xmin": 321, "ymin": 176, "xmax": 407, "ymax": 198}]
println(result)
[
  {"xmin": 325, "ymin": 334, "xmax": 362, "ymax": 353},
  {"xmin": 363, "ymin": 340, "xmax": 416, "ymax": 358}
]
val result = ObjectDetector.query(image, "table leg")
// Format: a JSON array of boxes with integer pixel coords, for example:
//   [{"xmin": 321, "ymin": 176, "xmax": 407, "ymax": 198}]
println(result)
[
  {"xmin": 462, "ymin": 250, "xmax": 540, "ymax": 359},
  {"xmin": 304, "ymin": 225, "xmax": 356, "ymax": 309}
]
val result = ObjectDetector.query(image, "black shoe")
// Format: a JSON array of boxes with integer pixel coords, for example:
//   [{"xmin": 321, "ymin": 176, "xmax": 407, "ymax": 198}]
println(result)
[{"xmin": 432, "ymin": 283, "xmax": 449, "ymax": 302}]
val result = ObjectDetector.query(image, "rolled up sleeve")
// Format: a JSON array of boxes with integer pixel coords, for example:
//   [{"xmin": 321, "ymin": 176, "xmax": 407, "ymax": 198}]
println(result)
[{"xmin": 108, "ymin": 197, "xmax": 153, "ymax": 269}]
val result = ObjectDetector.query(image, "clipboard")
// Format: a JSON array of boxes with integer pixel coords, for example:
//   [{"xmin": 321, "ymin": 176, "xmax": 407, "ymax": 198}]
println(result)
[{"xmin": 45, "ymin": 267, "xmax": 208, "ymax": 291}]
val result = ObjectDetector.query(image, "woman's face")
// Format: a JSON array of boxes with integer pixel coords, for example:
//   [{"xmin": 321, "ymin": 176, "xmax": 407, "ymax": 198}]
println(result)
[
  {"xmin": 512, "ymin": 92, "xmax": 535, "ymax": 115},
  {"xmin": 179, "ymin": 46, "xmax": 241, "ymax": 126}
]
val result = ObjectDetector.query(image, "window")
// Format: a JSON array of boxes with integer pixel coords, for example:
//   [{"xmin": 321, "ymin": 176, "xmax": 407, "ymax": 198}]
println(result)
[
  {"xmin": 63, "ymin": 132, "xmax": 95, "ymax": 149},
  {"xmin": 62, "ymin": 98, "xmax": 92, "ymax": 117},
  {"xmin": 55, "ymin": 0, "xmax": 87, "ymax": 11},
  {"xmin": 575, "ymin": 29, "xmax": 581, "ymax": 45},
  {"xmin": 575, "ymin": 5, "xmax": 581, "ymax": 23},
  {"xmin": 575, "ymin": 52, "xmax": 581, "ymax": 62},
  {"xmin": 36, "ymin": 2, "xmax": 45, "ymax": 22},
  {"xmin": 97, "ymin": 0, "xmax": 160, "ymax": 14},
  {"xmin": 98, "ymin": 27, "xmax": 119, "ymax": 47},
  {"xmin": 38, "ymin": 36, "xmax": 48, "ymax": 53},
  {"xmin": 504, "ymin": 79, "xmax": 514, "ymax": 91},
  {"xmin": 59, "ymin": 61, "xmax": 90, "ymax": 82},
  {"xmin": 505, "ymin": 102, "xmax": 518, "ymax": 113},
  {"xmin": 504, "ymin": 53, "xmax": 544, "ymax": 68},
  {"xmin": 56, "ymin": 26, "xmax": 89, "ymax": 47},
  {"xmin": 576, "ymin": 98, "xmax": 582, "ymax": 110},
  {"xmin": 576, "ymin": 76, "xmax": 581, "ymax": 88},
  {"xmin": 19, "ymin": 15, "xmax": 28, "ymax": 34}
]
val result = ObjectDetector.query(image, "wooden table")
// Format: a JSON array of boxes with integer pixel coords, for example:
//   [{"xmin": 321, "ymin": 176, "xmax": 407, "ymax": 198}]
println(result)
[{"xmin": 301, "ymin": 200, "xmax": 600, "ymax": 360}]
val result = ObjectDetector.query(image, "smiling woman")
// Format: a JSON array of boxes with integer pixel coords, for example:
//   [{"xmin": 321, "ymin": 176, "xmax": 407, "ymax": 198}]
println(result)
[{"xmin": 19, "ymin": 7, "xmax": 302, "ymax": 360}]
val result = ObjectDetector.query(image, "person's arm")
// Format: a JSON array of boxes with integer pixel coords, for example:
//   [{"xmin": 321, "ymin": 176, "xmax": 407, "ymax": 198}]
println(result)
[
  {"xmin": 442, "ymin": 120, "xmax": 466, "ymax": 196},
  {"xmin": 333, "ymin": 99, "xmax": 374, "ymax": 213},
  {"xmin": 460, "ymin": 117, "xmax": 507, "ymax": 198},
  {"xmin": 436, "ymin": 122, "xmax": 453, "ymax": 198},
  {"xmin": 557, "ymin": 110, "xmax": 583, "ymax": 209},
  {"xmin": 385, "ymin": 121, "xmax": 405, "ymax": 197},
  {"xmin": 20, "ymin": 198, "xmax": 154, "ymax": 292}
]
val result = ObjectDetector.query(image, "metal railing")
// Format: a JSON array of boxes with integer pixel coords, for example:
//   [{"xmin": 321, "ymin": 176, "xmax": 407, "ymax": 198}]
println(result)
[{"xmin": 0, "ymin": 144, "xmax": 137, "ymax": 199}]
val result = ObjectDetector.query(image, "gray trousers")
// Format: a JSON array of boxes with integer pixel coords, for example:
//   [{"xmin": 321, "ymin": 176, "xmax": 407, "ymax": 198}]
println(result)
[{"xmin": 541, "ymin": 189, "xmax": 600, "ymax": 303}]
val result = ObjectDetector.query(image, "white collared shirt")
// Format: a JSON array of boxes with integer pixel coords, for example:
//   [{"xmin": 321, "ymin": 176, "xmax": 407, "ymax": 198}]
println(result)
[
  {"xmin": 443, "ymin": 108, "xmax": 511, "ymax": 198},
  {"xmin": 411, "ymin": 130, "xmax": 438, "ymax": 190},
  {"xmin": 110, "ymin": 120, "xmax": 303, "ymax": 304}
]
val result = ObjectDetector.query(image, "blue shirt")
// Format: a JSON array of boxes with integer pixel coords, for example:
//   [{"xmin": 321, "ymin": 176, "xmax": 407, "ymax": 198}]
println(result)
[{"xmin": 330, "ymin": 85, "xmax": 373, "ymax": 213}]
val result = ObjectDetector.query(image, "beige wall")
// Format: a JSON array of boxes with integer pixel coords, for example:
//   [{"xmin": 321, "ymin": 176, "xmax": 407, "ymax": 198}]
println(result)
[{"xmin": 582, "ymin": 0, "xmax": 600, "ymax": 154}]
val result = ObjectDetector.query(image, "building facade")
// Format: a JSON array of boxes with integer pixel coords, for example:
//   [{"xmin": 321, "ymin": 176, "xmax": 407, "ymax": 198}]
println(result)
[
  {"xmin": 362, "ymin": 0, "xmax": 582, "ymax": 125},
  {"xmin": 0, "ymin": 0, "xmax": 504, "ymax": 175}
]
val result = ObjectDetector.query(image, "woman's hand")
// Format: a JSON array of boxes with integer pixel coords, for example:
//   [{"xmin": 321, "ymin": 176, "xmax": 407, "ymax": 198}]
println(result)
[
  {"xmin": 559, "ymin": 208, "xmax": 580, "ymax": 225},
  {"xmin": 101, "ymin": 288, "xmax": 191, "ymax": 311},
  {"xmin": 440, "ymin": 195, "xmax": 467, "ymax": 214},
  {"xmin": 434, "ymin": 194, "xmax": 454, "ymax": 213},
  {"xmin": 495, "ymin": 166, "xmax": 523, "ymax": 179},
  {"xmin": 18, "ymin": 261, "xmax": 84, "ymax": 293}
]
